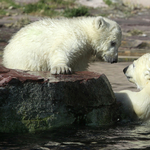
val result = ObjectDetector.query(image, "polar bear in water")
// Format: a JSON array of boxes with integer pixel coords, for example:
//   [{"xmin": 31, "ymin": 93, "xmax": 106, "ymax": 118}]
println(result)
[{"xmin": 115, "ymin": 53, "xmax": 150, "ymax": 121}]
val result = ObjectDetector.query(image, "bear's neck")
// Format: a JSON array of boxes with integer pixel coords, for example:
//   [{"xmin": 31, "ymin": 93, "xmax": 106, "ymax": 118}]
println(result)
[{"xmin": 141, "ymin": 82, "xmax": 150, "ymax": 93}]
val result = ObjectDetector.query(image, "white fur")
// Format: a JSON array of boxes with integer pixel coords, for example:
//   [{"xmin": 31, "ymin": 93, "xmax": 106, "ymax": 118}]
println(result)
[
  {"xmin": 3, "ymin": 16, "xmax": 121, "ymax": 74},
  {"xmin": 115, "ymin": 53, "xmax": 150, "ymax": 121}
]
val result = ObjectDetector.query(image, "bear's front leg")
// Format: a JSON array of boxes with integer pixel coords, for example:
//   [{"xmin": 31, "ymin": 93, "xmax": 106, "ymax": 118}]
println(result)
[{"xmin": 50, "ymin": 52, "xmax": 72, "ymax": 74}]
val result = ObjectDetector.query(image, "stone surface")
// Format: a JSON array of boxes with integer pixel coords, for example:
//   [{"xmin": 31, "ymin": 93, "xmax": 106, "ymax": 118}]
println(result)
[
  {"xmin": 123, "ymin": 0, "xmax": 150, "ymax": 8},
  {"xmin": 0, "ymin": 65, "xmax": 44, "ymax": 86},
  {"xmin": 77, "ymin": 0, "xmax": 108, "ymax": 8},
  {"xmin": 0, "ymin": 66, "xmax": 118, "ymax": 133}
]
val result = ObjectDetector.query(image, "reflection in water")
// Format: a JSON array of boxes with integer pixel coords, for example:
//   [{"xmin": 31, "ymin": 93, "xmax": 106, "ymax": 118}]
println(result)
[{"xmin": 1, "ymin": 123, "xmax": 150, "ymax": 149}]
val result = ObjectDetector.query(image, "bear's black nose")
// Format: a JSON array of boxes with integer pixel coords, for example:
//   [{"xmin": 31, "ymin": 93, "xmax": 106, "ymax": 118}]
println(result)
[
  {"xmin": 111, "ymin": 58, "xmax": 118, "ymax": 63},
  {"xmin": 111, "ymin": 60, "xmax": 117, "ymax": 64},
  {"xmin": 123, "ymin": 66, "xmax": 129, "ymax": 74}
]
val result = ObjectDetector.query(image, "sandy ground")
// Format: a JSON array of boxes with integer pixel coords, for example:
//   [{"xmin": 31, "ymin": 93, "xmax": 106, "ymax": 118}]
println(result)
[{"xmin": 88, "ymin": 62, "xmax": 138, "ymax": 92}]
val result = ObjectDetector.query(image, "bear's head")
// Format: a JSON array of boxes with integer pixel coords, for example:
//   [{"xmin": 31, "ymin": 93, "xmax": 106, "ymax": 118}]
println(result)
[
  {"xmin": 93, "ymin": 16, "xmax": 122, "ymax": 63},
  {"xmin": 123, "ymin": 53, "xmax": 150, "ymax": 90}
]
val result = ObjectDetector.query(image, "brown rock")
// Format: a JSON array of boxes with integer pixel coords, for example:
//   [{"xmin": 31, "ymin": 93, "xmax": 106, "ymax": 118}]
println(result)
[{"xmin": 0, "ymin": 66, "xmax": 119, "ymax": 133}]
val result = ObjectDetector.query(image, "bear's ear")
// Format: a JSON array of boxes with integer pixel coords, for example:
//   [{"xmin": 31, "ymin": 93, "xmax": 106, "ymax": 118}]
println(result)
[
  {"xmin": 144, "ymin": 70, "xmax": 150, "ymax": 80},
  {"xmin": 94, "ymin": 16, "xmax": 106, "ymax": 29},
  {"xmin": 144, "ymin": 65, "xmax": 150, "ymax": 80}
]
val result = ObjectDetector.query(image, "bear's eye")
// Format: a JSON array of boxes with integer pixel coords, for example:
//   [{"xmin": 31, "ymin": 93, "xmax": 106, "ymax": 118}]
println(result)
[{"xmin": 111, "ymin": 41, "xmax": 116, "ymax": 47}]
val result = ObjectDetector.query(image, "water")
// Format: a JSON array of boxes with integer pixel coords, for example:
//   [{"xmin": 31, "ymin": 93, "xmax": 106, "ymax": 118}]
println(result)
[
  {"xmin": 1, "ymin": 62, "xmax": 150, "ymax": 149},
  {"xmin": 1, "ymin": 123, "xmax": 150, "ymax": 149}
]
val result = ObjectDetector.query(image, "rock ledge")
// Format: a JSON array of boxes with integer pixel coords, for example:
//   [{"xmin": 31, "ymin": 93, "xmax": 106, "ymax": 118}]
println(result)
[{"xmin": 0, "ymin": 65, "xmax": 118, "ymax": 133}]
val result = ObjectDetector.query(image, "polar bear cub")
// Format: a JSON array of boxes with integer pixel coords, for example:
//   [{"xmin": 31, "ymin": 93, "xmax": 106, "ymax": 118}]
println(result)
[
  {"xmin": 3, "ymin": 16, "xmax": 122, "ymax": 74},
  {"xmin": 115, "ymin": 53, "xmax": 150, "ymax": 121}
]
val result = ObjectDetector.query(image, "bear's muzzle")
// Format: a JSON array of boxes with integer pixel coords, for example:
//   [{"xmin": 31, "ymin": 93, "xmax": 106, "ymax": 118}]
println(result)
[{"xmin": 104, "ymin": 55, "xmax": 118, "ymax": 63}]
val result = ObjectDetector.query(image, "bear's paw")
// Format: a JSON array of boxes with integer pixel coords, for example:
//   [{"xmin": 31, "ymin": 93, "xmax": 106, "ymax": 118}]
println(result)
[{"xmin": 51, "ymin": 65, "xmax": 71, "ymax": 74}]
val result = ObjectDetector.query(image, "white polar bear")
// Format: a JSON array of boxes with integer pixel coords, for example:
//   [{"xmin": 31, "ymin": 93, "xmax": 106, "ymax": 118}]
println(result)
[
  {"xmin": 3, "ymin": 16, "xmax": 122, "ymax": 74},
  {"xmin": 115, "ymin": 53, "xmax": 150, "ymax": 121}
]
